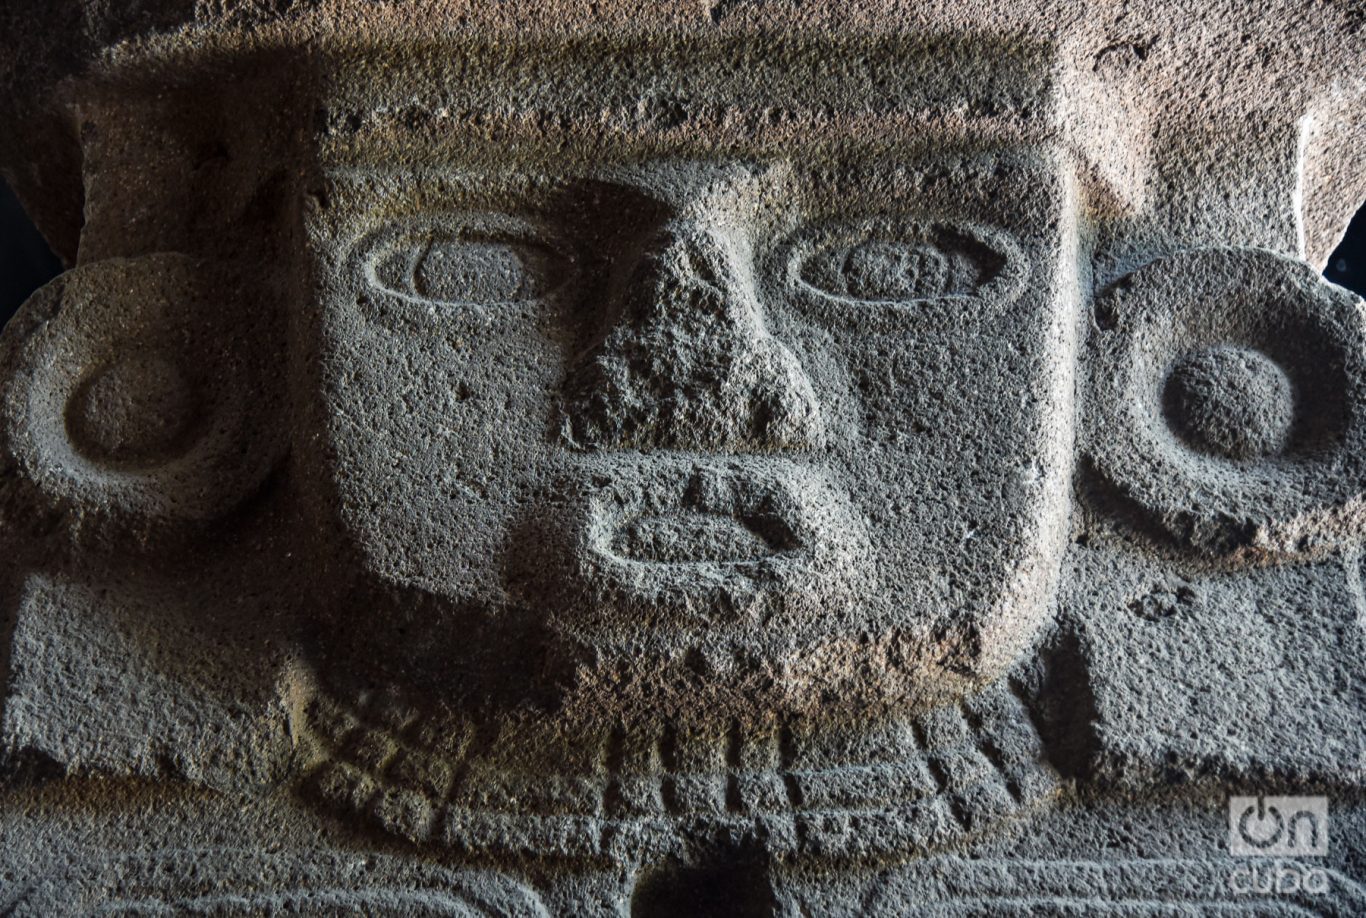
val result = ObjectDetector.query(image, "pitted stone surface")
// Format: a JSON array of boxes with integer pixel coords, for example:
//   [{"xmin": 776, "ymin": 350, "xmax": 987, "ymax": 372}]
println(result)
[
  {"xmin": 0, "ymin": 2, "xmax": 1364, "ymax": 914},
  {"xmin": 1163, "ymin": 344, "xmax": 1296, "ymax": 460},
  {"xmin": 1086, "ymin": 247, "xmax": 1366, "ymax": 558}
]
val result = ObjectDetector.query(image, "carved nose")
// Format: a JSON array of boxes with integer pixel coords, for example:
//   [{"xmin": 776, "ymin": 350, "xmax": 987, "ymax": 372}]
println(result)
[{"xmin": 566, "ymin": 223, "xmax": 825, "ymax": 452}]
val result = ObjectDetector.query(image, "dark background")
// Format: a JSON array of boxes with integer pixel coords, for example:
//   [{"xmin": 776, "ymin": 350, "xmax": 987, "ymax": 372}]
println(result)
[
  {"xmin": 1, "ymin": 180, "xmax": 64, "ymax": 321},
  {"xmin": 2, "ymin": 177, "xmax": 1364, "ymax": 322}
]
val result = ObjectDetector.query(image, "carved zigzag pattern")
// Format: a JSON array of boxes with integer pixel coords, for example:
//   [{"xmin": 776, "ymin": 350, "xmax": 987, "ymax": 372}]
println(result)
[{"xmin": 300, "ymin": 679, "xmax": 1058, "ymax": 859}]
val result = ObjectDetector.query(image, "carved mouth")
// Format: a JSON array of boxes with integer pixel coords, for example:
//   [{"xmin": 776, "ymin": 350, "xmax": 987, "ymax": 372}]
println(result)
[
  {"xmin": 561, "ymin": 458, "xmax": 871, "ymax": 632},
  {"xmin": 602, "ymin": 465, "xmax": 803, "ymax": 566},
  {"xmin": 610, "ymin": 511, "xmax": 793, "ymax": 563}
]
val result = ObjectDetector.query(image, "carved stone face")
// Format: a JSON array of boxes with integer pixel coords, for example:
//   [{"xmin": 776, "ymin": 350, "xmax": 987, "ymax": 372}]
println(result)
[
  {"xmin": 302, "ymin": 150, "xmax": 1078, "ymax": 718},
  {"xmin": 6, "ymin": 6, "xmax": 1366, "ymax": 909}
]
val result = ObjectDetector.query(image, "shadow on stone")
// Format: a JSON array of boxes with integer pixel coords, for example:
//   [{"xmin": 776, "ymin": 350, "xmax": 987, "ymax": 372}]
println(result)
[{"xmin": 631, "ymin": 858, "xmax": 777, "ymax": 918}]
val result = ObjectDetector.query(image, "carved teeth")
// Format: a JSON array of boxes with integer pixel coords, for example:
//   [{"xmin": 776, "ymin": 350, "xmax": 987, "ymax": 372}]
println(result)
[
  {"xmin": 606, "ymin": 464, "xmax": 803, "ymax": 565},
  {"xmin": 538, "ymin": 456, "xmax": 876, "ymax": 639},
  {"xmin": 587, "ymin": 460, "xmax": 814, "ymax": 569},
  {"xmin": 610, "ymin": 510, "xmax": 787, "ymax": 564}
]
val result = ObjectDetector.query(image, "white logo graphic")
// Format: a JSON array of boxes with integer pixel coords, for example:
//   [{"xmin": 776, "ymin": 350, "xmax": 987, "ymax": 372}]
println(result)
[{"xmin": 1228, "ymin": 796, "xmax": 1328, "ymax": 858}]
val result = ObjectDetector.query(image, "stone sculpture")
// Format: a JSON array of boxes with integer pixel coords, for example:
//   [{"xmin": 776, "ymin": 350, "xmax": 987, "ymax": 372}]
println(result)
[{"xmin": 0, "ymin": 2, "xmax": 1363, "ymax": 914}]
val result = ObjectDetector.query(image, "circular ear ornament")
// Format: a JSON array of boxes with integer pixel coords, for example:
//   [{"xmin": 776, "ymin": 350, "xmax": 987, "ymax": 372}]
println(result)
[
  {"xmin": 1086, "ymin": 247, "xmax": 1366, "ymax": 558},
  {"xmin": 0, "ymin": 254, "xmax": 283, "ymax": 548}
]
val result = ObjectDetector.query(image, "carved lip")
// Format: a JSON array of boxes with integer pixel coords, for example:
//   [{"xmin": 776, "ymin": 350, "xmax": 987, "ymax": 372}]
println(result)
[
  {"xmin": 609, "ymin": 509, "xmax": 793, "ymax": 563},
  {"xmin": 605, "ymin": 477, "xmax": 805, "ymax": 568},
  {"xmin": 587, "ymin": 462, "xmax": 810, "ymax": 569},
  {"xmin": 560, "ymin": 456, "xmax": 872, "ymax": 632}
]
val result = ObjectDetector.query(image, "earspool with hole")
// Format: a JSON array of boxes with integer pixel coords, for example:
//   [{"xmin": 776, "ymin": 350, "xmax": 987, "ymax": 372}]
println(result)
[
  {"xmin": 1086, "ymin": 247, "xmax": 1366, "ymax": 559},
  {"xmin": 0, "ymin": 253, "xmax": 284, "ymax": 551}
]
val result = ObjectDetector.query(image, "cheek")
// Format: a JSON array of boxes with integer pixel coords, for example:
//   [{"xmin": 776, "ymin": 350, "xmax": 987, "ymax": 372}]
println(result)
[
  {"xmin": 319, "ymin": 316, "xmax": 568, "ymax": 601},
  {"xmin": 805, "ymin": 278, "xmax": 1075, "ymax": 664},
  {"xmin": 834, "ymin": 330, "xmax": 1053, "ymax": 529}
]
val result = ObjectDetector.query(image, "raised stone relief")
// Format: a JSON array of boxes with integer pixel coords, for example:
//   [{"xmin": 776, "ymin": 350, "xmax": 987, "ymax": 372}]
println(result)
[
  {"xmin": 0, "ymin": 2, "xmax": 1363, "ymax": 914},
  {"xmin": 1087, "ymin": 247, "xmax": 1366, "ymax": 557},
  {"xmin": 1, "ymin": 254, "xmax": 284, "ymax": 546}
]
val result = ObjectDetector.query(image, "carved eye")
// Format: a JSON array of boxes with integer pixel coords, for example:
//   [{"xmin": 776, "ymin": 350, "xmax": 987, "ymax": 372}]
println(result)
[
  {"xmin": 364, "ymin": 218, "xmax": 570, "ymax": 307},
  {"xmin": 790, "ymin": 220, "xmax": 1019, "ymax": 305}
]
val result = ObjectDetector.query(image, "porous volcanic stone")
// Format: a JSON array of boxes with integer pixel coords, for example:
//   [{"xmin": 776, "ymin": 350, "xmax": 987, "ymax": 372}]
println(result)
[{"xmin": 0, "ymin": 2, "xmax": 1364, "ymax": 914}]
